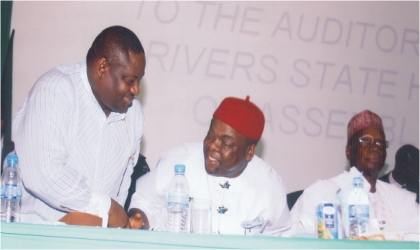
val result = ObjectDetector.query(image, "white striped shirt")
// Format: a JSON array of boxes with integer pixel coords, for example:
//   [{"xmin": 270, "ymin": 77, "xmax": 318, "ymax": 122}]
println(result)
[{"xmin": 12, "ymin": 62, "xmax": 145, "ymax": 222}]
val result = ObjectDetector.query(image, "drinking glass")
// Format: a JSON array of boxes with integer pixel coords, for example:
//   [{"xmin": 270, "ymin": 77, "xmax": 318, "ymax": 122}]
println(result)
[{"xmin": 190, "ymin": 199, "xmax": 212, "ymax": 234}]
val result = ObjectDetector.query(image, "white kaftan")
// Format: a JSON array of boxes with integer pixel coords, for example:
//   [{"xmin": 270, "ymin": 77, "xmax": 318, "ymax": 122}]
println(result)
[
  {"xmin": 283, "ymin": 167, "xmax": 419, "ymax": 241},
  {"xmin": 130, "ymin": 143, "xmax": 291, "ymax": 235}
]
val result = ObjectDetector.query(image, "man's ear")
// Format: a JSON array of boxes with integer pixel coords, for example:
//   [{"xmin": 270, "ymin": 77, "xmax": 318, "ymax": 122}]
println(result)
[
  {"xmin": 95, "ymin": 58, "xmax": 108, "ymax": 79},
  {"xmin": 346, "ymin": 145, "xmax": 351, "ymax": 161},
  {"xmin": 245, "ymin": 144, "xmax": 256, "ymax": 161}
]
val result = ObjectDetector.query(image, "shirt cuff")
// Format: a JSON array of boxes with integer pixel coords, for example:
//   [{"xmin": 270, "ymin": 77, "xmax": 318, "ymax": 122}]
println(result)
[{"xmin": 80, "ymin": 192, "xmax": 111, "ymax": 227}]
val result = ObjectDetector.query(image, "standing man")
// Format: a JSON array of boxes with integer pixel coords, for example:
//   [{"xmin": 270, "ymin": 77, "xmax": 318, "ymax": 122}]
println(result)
[
  {"xmin": 128, "ymin": 96, "xmax": 291, "ymax": 235},
  {"xmin": 12, "ymin": 26, "xmax": 146, "ymax": 228},
  {"xmin": 283, "ymin": 110, "xmax": 419, "ymax": 239},
  {"xmin": 379, "ymin": 144, "xmax": 419, "ymax": 203}
]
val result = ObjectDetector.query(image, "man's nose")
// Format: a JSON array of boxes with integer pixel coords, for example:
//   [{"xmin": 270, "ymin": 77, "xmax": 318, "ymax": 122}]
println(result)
[
  {"xmin": 369, "ymin": 142, "xmax": 381, "ymax": 151},
  {"xmin": 207, "ymin": 138, "xmax": 220, "ymax": 151},
  {"xmin": 131, "ymin": 82, "xmax": 140, "ymax": 96}
]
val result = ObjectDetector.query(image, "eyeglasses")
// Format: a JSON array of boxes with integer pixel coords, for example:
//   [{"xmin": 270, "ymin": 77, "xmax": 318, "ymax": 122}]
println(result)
[{"xmin": 358, "ymin": 136, "xmax": 389, "ymax": 149}]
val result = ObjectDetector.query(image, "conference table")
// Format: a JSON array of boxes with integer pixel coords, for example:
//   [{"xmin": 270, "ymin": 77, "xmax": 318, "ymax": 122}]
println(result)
[{"xmin": 1, "ymin": 222, "xmax": 418, "ymax": 249}]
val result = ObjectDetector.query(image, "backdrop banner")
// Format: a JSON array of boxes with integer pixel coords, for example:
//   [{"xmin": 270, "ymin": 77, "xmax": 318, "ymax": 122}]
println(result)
[{"xmin": 11, "ymin": 1, "xmax": 419, "ymax": 192}]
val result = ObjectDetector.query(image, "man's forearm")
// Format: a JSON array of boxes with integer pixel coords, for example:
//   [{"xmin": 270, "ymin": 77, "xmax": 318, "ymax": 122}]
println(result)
[{"xmin": 108, "ymin": 198, "xmax": 129, "ymax": 228}]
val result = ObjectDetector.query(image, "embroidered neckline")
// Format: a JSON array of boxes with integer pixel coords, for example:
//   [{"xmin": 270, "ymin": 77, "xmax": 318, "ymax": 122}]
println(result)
[{"xmin": 208, "ymin": 178, "xmax": 231, "ymax": 234}]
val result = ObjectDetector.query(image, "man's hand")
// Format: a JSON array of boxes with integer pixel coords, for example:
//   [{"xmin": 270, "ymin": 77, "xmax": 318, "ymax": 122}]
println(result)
[
  {"xmin": 59, "ymin": 199, "xmax": 129, "ymax": 228},
  {"xmin": 58, "ymin": 212, "xmax": 102, "ymax": 226},
  {"xmin": 127, "ymin": 208, "xmax": 150, "ymax": 229},
  {"xmin": 108, "ymin": 198, "xmax": 129, "ymax": 228}
]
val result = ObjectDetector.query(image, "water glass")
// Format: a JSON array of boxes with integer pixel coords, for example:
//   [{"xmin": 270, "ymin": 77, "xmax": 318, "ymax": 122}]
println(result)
[{"xmin": 190, "ymin": 199, "xmax": 212, "ymax": 234}]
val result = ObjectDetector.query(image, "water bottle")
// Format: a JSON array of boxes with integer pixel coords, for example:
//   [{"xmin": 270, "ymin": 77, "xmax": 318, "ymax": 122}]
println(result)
[
  {"xmin": 347, "ymin": 176, "xmax": 370, "ymax": 237},
  {"xmin": 166, "ymin": 164, "xmax": 189, "ymax": 233},
  {"xmin": 1, "ymin": 154, "xmax": 22, "ymax": 222}
]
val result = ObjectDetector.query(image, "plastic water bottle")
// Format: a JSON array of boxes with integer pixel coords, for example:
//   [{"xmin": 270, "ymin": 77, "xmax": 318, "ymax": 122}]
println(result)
[
  {"xmin": 166, "ymin": 164, "xmax": 189, "ymax": 233},
  {"xmin": 347, "ymin": 176, "xmax": 370, "ymax": 237},
  {"xmin": 1, "ymin": 154, "xmax": 22, "ymax": 222}
]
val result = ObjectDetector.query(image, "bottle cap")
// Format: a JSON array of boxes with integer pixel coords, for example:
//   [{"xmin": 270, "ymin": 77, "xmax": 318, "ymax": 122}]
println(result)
[
  {"xmin": 6, "ymin": 154, "xmax": 18, "ymax": 167},
  {"xmin": 174, "ymin": 164, "xmax": 185, "ymax": 174}
]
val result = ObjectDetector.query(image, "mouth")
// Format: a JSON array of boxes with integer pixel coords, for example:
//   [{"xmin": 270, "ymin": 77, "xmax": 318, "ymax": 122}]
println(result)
[
  {"xmin": 204, "ymin": 153, "xmax": 220, "ymax": 176},
  {"xmin": 367, "ymin": 153, "xmax": 380, "ymax": 163},
  {"xmin": 206, "ymin": 154, "xmax": 220, "ymax": 165},
  {"xmin": 124, "ymin": 96, "xmax": 134, "ymax": 105},
  {"xmin": 368, "ymin": 156, "xmax": 379, "ymax": 163},
  {"xmin": 363, "ymin": 155, "xmax": 383, "ymax": 174}
]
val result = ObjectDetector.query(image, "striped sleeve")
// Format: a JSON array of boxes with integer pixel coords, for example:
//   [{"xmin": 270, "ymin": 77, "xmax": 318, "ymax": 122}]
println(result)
[{"xmin": 13, "ymin": 67, "xmax": 92, "ymax": 212}]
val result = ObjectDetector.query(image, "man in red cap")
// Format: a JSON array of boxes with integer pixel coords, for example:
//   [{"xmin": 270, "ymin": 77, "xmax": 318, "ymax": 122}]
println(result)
[
  {"xmin": 283, "ymin": 110, "xmax": 419, "ymax": 240},
  {"xmin": 127, "ymin": 96, "xmax": 291, "ymax": 235}
]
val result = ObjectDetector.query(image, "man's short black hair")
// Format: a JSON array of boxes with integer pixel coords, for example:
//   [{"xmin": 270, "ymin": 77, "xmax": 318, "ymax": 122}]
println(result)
[
  {"xmin": 395, "ymin": 144, "xmax": 419, "ymax": 168},
  {"xmin": 86, "ymin": 26, "xmax": 144, "ymax": 66}
]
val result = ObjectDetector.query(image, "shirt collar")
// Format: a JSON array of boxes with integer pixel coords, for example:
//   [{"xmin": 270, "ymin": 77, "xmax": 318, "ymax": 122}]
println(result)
[
  {"xmin": 80, "ymin": 62, "xmax": 92, "ymax": 94},
  {"xmin": 389, "ymin": 171, "xmax": 404, "ymax": 188},
  {"xmin": 107, "ymin": 112, "xmax": 126, "ymax": 123}
]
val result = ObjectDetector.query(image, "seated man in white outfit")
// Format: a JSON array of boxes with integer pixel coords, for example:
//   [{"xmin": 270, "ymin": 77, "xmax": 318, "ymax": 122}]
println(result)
[
  {"xmin": 282, "ymin": 110, "xmax": 419, "ymax": 240},
  {"xmin": 128, "ymin": 96, "xmax": 291, "ymax": 235}
]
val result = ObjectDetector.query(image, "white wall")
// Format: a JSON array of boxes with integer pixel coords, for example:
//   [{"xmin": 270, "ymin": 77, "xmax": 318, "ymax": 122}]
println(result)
[{"xmin": 10, "ymin": 1, "xmax": 419, "ymax": 193}]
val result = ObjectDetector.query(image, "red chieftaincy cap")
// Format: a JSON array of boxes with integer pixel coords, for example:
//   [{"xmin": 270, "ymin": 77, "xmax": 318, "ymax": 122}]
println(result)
[
  {"xmin": 347, "ymin": 109, "xmax": 384, "ymax": 140},
  {"xmin": 213, "ymin": 96, "xmax": 265, "ymax": 141}
]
